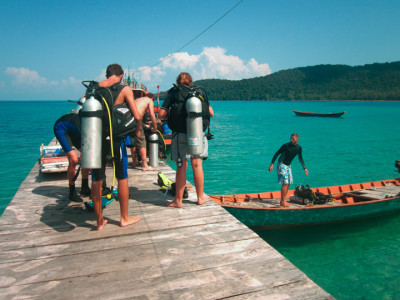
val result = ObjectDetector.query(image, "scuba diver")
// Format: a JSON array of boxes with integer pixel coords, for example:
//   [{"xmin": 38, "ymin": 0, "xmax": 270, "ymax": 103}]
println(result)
[
  {"xmin": 158, "ymin": 72, "xmax": 214, "ymax": 208},
  {"xmin": 53, "ymin": 113, "xmax": 90, "ymax": 202},
  {"xmin": 82, "ymin": 64, "xmax": 142, "ymax": 230}
]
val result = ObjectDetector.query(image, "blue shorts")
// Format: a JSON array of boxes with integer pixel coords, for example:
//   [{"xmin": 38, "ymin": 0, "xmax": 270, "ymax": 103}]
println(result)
[
  {"xmin": 92, "ymin": 136, "xmax": 129, "ymax": 181},
  {"xmin": 277, "ymin": 162, "xmax": 293, "ymax": 184},
  {"xmin": 54, "ymin": 121, "xmax": 81, "ymax": 153}
]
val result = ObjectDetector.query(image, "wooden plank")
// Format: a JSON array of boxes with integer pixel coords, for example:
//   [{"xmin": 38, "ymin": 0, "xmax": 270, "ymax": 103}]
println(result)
[{"xmin": 0, "ymin": 144, "xmax": 332, "ymax": 299}]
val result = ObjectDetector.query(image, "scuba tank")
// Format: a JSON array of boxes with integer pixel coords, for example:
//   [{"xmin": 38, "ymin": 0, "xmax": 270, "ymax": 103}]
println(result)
[
  {"xmin": 75, "ymin": 96, "xmax": 86, "ymax": 113},
  {"xmin": 148, "ymin": 132, "xmax": 159, "ymax": 167},
  {"xmin": 186, "ymin": 95, "xmax": 203, "ymax": 155},
  {"xmin": 81, "ymin": 94, "xmax": 103, "ymax": 169}
]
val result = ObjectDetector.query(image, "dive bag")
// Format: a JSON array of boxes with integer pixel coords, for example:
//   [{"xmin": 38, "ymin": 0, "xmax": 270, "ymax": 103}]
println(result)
[
  {"xmin": 84, "ymin": 81, "xmax": 137, "ymax": 138},
  {"xmin": 157, "ymin": 172, "xmax": 188, "ymax": 198},
  {"xmin": 293, "ymin": 184, "xmax": 333, "ymax": 205},
  {"xmin": 166, "ymin": 84, "xmax": 210, "ymax": 133}
]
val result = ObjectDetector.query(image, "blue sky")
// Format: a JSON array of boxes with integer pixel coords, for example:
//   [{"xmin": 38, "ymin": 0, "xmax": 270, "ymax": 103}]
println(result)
[{"xmin": 1, "ymin": 0, "xmax": 399, "ymax": 100}]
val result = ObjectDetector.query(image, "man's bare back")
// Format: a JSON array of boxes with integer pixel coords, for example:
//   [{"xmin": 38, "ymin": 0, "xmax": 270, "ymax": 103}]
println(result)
[
  {"xmin": 134, "ymin": 97, "xmax": 157, "ymax": 131},
  {"xmin": 135, "ymin": 97, "xmax": 153, "ymax": 118}
]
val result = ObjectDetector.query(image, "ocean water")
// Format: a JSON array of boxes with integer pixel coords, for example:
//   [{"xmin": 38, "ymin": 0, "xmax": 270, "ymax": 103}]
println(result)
[{"xmin": 1, "ymin": 100, "xmax": 400, "ymax": 299}]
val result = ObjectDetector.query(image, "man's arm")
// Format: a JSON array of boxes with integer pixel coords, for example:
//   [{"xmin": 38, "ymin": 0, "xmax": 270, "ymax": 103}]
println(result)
[
  {"xmin": 148, "ymin": 100, "xmax": 158, "ymax": 132},
  {"xmin": 158, "ymin": 108, "xmax": 167, "ymax": 119},
  {"xmin": 269, "ymin": 145, "xmax": 284, "ymax": 172},
  {"xmin": 209, "ymin": 105, "xmax": 214, "ymax": 117},
  {"xmin": 158, "ymin": 89, "xmax": 173, "ymax": 120},
  {"xmin": 297, "ymin": 147, "xmax": 308, "ymax": 175}
]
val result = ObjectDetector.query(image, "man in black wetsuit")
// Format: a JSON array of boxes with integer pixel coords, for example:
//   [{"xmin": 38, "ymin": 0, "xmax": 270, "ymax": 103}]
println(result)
[
  {"xmin": 54, "ymin": 113, "xmax": 90, "ymax": 202},
  {"xmin": 269, "ymin": 133, "xmax": 308, "ymax": 207}
]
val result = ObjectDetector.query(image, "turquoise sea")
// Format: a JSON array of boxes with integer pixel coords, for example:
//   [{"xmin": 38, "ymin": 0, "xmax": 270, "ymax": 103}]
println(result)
[{"xmin": 1, "ymin": 100, "xmax": 400, "ymax": 299}]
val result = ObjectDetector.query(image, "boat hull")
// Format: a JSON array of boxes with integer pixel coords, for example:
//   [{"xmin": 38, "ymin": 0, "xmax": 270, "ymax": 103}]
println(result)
[
  {"xmin": 293, "ymin": 110, "xmax": 345, "ymax": 117},
  {"xmin": 224, "ymin": 197, "xmax": 400, "ymax": 229},
  {"xmin": 211, "ymin": 178, "xmax": 400, "ymax": 228}
]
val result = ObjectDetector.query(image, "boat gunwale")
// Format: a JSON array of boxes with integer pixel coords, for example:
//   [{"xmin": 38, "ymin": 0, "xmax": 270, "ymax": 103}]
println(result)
[
  {"xmin": 210, "ymin": 178, "xmax": 400, "ymax": 211},
  {"xmin": 217, "ymin": 196, "xmax": 400, "ymax": 211}
]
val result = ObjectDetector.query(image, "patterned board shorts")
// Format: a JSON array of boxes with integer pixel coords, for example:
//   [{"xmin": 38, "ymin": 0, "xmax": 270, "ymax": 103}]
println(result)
[{"xmin": 277, "ymin": 162, "xmax": 293, "ymax": 184}]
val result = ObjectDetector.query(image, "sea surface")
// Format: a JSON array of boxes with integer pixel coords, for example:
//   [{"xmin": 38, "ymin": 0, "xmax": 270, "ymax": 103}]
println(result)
[{"xmin": 1, "ymin": 100, "xmax": 400, "ymax": 299}]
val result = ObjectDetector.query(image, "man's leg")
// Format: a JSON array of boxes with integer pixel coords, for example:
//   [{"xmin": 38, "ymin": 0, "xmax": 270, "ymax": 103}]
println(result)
[
  {"xmin": 67, "ymin": 150, "xmax": 82, "ymax": 202},
  {"xmin": 130, "ymin": 147, "xmax": 139, "ymax": 166},
  {"xmin": 191, "ymin": 158, "xmax": 209, "ymax": 205},
  {"xmin": 80, "ymin": 168, "xmax": 91, "ymax": 196},
  {"xmin": 140, "ymin": 147, "xmax": 150, "ymax": 170},
  {"xmin": 92, "ymin": 180, "xmax": 107, "ymax": 230},
  {"xmin": 280, "ymin": 184, "xmax": 290, "ymax": 207},
  {"xmin": 167, "ymin": 160, "xmax": 187, "ymax": 208},
  {"xmin": 118, "ymin": 178, "xmax": 140, "ymax": 227}
]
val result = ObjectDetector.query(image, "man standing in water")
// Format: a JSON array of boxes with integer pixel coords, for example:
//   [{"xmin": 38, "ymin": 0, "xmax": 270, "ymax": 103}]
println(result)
[
  {"xmin": 90, "ymin": 64, "xmax": 142, "ymax": 230},
  {"xmin": 159, "ymin": 72, "xmax": 214, "ymax": 208},
  {"xmin": 269, "ymin": 133, "xmax": 308, "ymax": 207}
]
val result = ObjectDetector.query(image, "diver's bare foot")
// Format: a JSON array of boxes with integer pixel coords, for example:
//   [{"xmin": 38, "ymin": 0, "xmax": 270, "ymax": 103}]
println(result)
[
  {"xmin": 198, "ymin": 198, "xmax": 210, "ymax": 205},
  {"xmin": 142, "ymin": 165, "xmax": 156, "ymax": 171},
  {"xmin": 120, "ymin": 215, "xmax": 140, "ymax": 227},
  {"xmin": 280, "ymin": 201, "xmax": 290, "ymax": 207},
  {"xmin": 166, "ymin": 200, "xmax": 182, "ymax": 208},
  {"xmin": 97, "ymin": 219, "xmax": 108, "ymax": 230}
]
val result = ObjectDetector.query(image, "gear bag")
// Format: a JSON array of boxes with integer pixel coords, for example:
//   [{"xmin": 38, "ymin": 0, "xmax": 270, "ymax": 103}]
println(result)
[
  {"xmin": 167, "ymin": 84, "xmax": 210, "ymax": 133},
  {"xmin": 294, "ymin": 184, "xmax": 333, "ymax": 205},
  {"xmin": 111, "ymin": 102, "xmax": 137, "ymax": 137},
  {"xmin": 85, "ymin": 81, "xmax": 137, "ymax": 138}
]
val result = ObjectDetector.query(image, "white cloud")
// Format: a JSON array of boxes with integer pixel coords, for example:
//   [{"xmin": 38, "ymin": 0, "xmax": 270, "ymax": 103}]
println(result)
[
  {"xmin": 95, "ymin": 69, "xmax": 107, "ymax": 82},
  {"xmin": 2, "ymin": 67, "xmax": 86, "ymax": 100},
  {"xmin": 138, "ymin": 66, "xmax": 165, "ymax": 82},
  {"xmin": 161, "ymin": 52, "xmax": 200, "ymax": 69},
  {"xmin": 137, "ymin": 46, "xmax": 271, "ymax": 90},
  {"xmin": 2, "ymin": 47, "xmax": 271, "ymax": 99},
  {"xmin": 61, "ymin": 76, "xmax": 81, "ymax": 87},
  {"xmin": 5, "ymin": 67, "xmax": 57, "ymax": 86}
]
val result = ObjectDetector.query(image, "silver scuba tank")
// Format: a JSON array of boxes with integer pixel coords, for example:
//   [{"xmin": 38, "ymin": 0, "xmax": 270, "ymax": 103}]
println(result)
[
  {"xmin": 75, "ymin": 96, "xmax": 86, "ymax": 113},
  {"xmin": 186, "ymin": 96, "xmax": 203, "ymax": 155},
  {"xmin": 148, "ymin": 132, "xmax": 159, "ymax": 167},
  {"xmin": 81, "ymin": 95, "xmax": 103, "ymax": 169}
]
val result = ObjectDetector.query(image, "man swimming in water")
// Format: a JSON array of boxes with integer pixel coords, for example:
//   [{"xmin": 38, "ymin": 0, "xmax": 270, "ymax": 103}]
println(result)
[{"xmin": 269, "ymin": 133, "xmax": 309, "ymax": 207}]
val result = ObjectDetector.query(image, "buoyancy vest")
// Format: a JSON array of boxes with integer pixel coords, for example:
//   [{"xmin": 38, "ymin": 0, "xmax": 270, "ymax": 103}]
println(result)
[
  {"xmin": 166, "ymin": 84, "xmax": 210, "ymax": 133},
  {"xmin": 91, "ymin": 82, "xmax": 137, "ymax": 138}
]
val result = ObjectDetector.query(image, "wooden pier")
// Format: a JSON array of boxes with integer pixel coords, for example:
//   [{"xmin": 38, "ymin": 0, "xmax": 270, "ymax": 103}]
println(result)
[{"xmin": 0, "ymin": 155, "xmax": 333, "ymax": 299}]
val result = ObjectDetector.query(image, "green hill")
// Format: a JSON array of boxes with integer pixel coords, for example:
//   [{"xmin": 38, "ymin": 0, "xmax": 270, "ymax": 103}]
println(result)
[{"xmin": 191, "ymin": 61, "xmax": 400, "ymax": 100}]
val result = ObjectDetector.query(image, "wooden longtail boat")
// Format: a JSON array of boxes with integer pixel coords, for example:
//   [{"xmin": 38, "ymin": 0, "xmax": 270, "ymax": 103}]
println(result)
[
  {"xmin": 209, "ymin": 178, "xmax": 400, "ymax": 229},
  {"xmin": 293, "ymin": 110, "xmax": 346, "ymax": 117}
]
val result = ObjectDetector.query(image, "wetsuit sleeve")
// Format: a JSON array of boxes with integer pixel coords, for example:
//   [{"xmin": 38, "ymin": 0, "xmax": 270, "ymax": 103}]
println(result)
[
  {"xmin": 161, "ymin": 88, "xmax": 173, "ymax": 111},
  {"xmin": 199, "ymin": 87, "xmax": 209, "ymax": 105},
  {"xmin": 271, "ymin": 144, "xmax": 285, "ymax": 164},
  {"xmin": 297, "ymin": 146, "xmax": 306, "ymax": 169}
]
